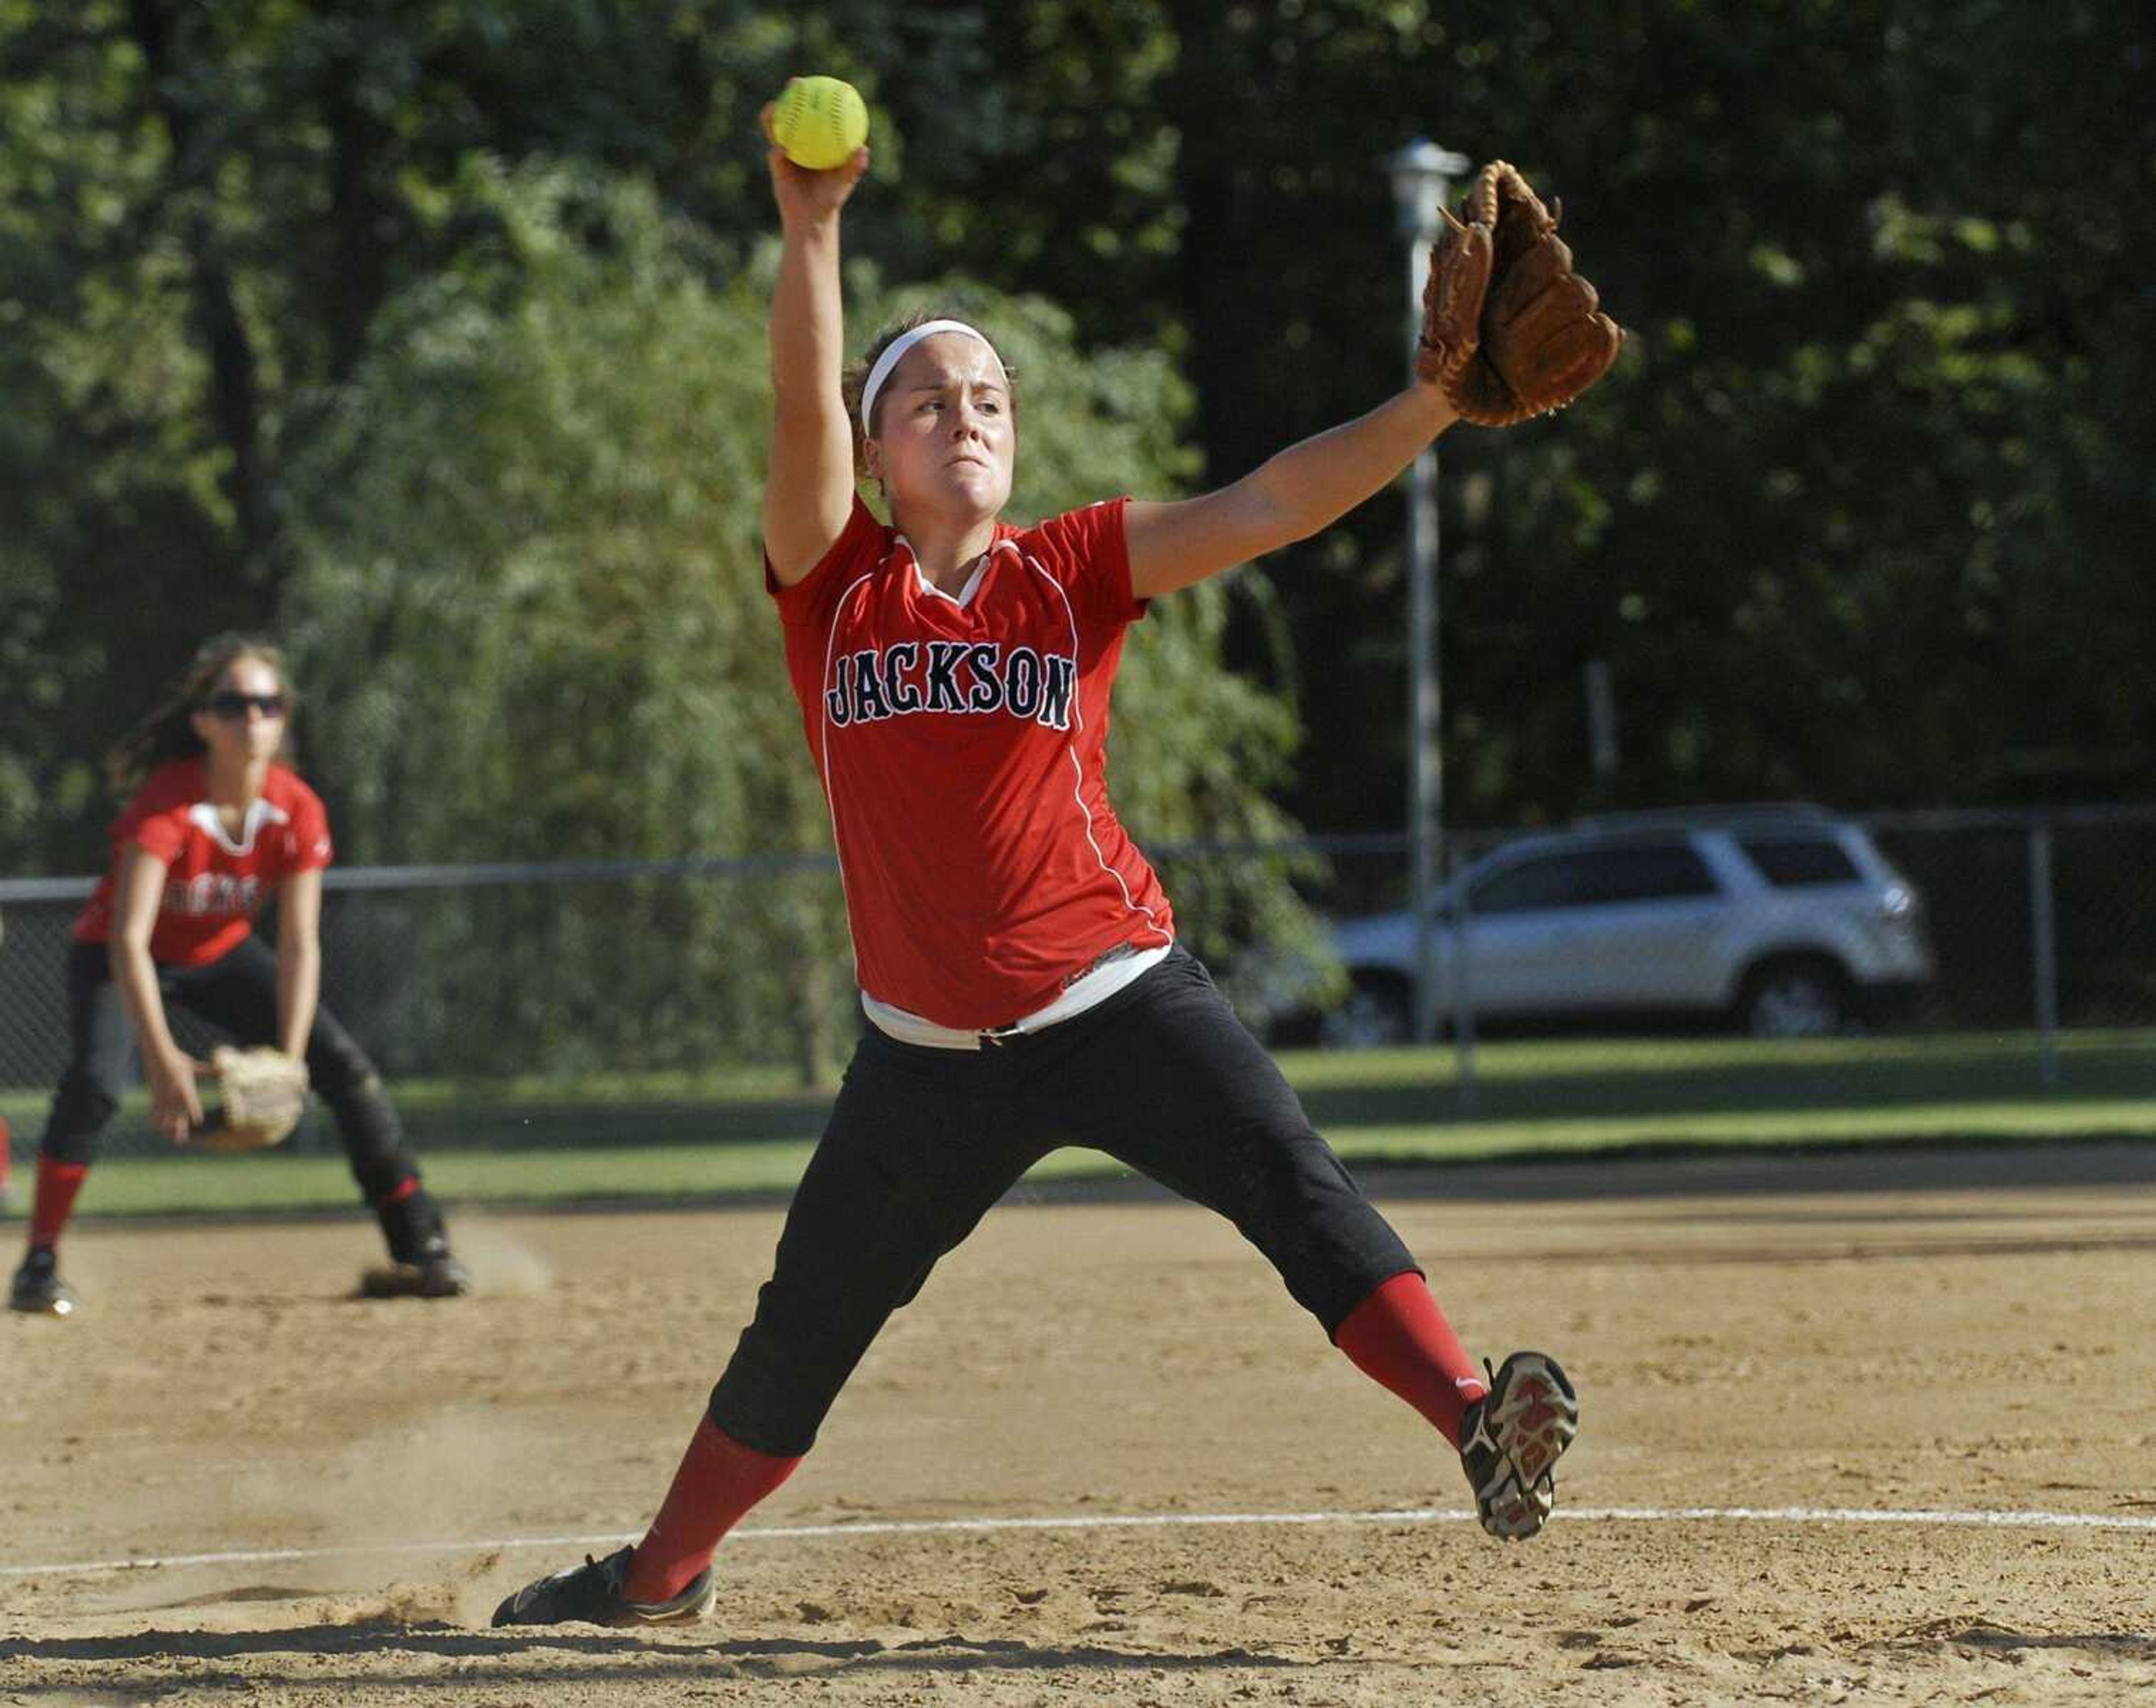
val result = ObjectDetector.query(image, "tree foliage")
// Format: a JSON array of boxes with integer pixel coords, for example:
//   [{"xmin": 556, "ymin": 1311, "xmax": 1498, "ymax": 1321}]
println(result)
[{"xmin": 5, "ymin": 0, "xmax": 2149, "ymax": 880}]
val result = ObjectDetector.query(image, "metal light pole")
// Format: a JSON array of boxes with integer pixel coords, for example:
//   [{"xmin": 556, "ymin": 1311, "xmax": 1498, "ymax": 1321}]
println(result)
[{"xmin": 1386, "ymin": 139, "xmax": 1468, "ymax": 1045}]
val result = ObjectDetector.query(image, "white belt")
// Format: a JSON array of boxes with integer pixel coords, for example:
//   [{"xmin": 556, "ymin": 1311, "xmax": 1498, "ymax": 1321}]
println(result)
[{"xmin": 862, "ymin": 942, "xmax": 1173, "ymax": 1051}]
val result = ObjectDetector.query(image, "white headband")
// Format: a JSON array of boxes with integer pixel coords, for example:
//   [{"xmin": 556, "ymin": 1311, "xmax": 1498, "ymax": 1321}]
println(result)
[{"xmin": 858, "ymin": 319, "xmax": 1002, "ymax": 432}]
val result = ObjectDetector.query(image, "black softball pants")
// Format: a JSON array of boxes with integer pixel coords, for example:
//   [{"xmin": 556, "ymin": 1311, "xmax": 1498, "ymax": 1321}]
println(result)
[
  {"xmin": 42, "ymin": 937, "xmax": 427, "ymax": 1216},
  {"xmin": 709, "ymin": 947, "xmax": 1418, "ymax": 1456}
]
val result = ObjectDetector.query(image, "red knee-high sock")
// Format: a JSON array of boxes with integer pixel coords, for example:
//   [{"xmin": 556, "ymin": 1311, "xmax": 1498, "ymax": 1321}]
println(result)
[
  {"xmin": 623, "ymin": 1414, "xmax": 802, "ymax": 1605},
  {"xmin": 28, "ymin": 1158, "xmax": 90, "ymax": 1253},
  {"xmin": 1333, "ymin": 1271, "xmax": 1489, "ymax": 1450}
]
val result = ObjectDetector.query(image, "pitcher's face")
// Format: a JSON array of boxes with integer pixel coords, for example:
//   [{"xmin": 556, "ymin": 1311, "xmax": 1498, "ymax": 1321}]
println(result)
[{"xmin": 863, "ymin": 335, "xmax": 1015, "ymax": 522}]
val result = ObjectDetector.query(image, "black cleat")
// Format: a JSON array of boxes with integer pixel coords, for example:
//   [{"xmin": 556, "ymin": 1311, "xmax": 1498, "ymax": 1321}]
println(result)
[
  {"xmin": 1458, "ymin": 1350, "xmax": 1578, "ymax": 1540},
  {"xmin": 9, "ymin": 1246, "xmax": 77, "ymax": 1317},
  {"xmin": 491, "ymin": 1545, "xmax": 716, "ymax": 1628},
  {"xmin": 359, "ymin": 1251, "xmax": 473, "ymax": 1299}
]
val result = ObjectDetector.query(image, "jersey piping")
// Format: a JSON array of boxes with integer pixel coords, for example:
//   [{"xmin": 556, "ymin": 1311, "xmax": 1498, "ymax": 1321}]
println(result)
[
  {"xmin": 1008, "ymin": 545, "xmax": 1170, "ymax": 948},
  {"xmin": 815, "ymin": 563, "xmax": 885, "ymax": 991},
  {"xmin": 894, "ymin": 531, "xmax": 997, "ymax": 608}
]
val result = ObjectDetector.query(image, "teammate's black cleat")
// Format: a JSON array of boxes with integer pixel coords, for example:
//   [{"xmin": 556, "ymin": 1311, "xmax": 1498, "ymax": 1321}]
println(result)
[
  {"xmin": 1458, "ymin": 1350, "xmax": 1578, "ymax": 1540},
  {"xmin": 359, "ymin": 1249, "xmax": 473, "ymax": 1299},
  {"xmin": 492, "ymin": 1545, "xmax": 716, "ymax": 1628},
  {"xmin": 9, "ymin": 1246, "xmax": 78, "ymax": 1317},
  {"xmin": 367, "ymin": 1189, "xmax": 470, "ymax": 1298}
]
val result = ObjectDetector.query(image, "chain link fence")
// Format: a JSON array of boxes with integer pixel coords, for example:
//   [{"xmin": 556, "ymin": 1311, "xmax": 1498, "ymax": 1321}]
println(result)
[
  {"xmin": 0, "ymin": 855, "xmax": 854, "ymax": 1109},
  {"xmin": 5, "ymin": 807, "xmax": 2153, "ymax": 1161}
]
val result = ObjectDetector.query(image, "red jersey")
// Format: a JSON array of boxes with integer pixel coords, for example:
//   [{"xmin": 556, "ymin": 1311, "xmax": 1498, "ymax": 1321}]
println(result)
[
  {"xmin": 72, "ymin": 758, "xmax": 334, "ymax": 967},
  {"xmin": 769, "ymin": 495, "xmax": 1175, "ymax": 1029}
]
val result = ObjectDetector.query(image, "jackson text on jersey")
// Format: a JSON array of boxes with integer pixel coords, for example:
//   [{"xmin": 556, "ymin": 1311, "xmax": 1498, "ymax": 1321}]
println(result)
[{"xmin": 823, "ymin": 640, "xmax": 1077, "ymax": 730}]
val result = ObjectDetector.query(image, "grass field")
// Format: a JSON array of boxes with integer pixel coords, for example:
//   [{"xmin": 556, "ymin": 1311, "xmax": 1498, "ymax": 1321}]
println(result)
[{"xmin": 4, "ymin": 1028, "xmax": 2153, "ymax": 1220}]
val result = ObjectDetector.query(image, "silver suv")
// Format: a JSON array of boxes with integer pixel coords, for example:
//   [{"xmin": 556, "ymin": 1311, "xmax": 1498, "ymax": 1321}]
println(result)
[{"xmin": 1309, "ymin": 806, "xmax": 1934, "ymax": 1045}]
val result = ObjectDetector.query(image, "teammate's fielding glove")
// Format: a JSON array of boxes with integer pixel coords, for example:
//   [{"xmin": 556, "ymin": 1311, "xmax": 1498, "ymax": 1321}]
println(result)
[
  {"xmin": 192, "ymin": 1045, "xmax": 309, "ymax": 1152},
  {"xmin": 1444, "ymin": 161, "xmax": 1624, "ymax": 427}
]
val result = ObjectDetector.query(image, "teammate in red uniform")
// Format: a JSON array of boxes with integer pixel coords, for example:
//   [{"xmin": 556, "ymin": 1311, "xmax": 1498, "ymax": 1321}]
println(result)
[
  {"xmin": 494, "ymin": 115, "xmax": 1575, "ymax": 1627},
  {"xmin": 7, "ymin": 634, "xmax": 470, "ymax": 1317}
]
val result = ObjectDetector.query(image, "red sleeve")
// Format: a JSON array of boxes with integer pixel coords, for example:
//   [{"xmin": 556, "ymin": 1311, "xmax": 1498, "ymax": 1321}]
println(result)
[
  {"xmin": 111, "ymin": 777, "xmax": 190, "ymax": 866},
  {"xmin": 281, "ymin": 783, "xmax": 334, "ymax": 873},
  {"xmin": 765, "ymin": 495, "xmax": 890, "ymax": 632},
  {"xmin": 1027, "ymin": 497, "xmax": 1145, "ymax": 636}
]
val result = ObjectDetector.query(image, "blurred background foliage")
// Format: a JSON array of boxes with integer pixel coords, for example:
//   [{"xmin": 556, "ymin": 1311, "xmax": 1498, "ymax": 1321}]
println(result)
[{"xmin": 3, "ymin": 0, "xmax": 2150, "ymax": 873}]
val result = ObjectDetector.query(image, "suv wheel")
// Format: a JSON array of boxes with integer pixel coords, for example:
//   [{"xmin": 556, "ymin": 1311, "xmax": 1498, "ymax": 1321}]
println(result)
[
  {"xmin": 1737, "ymin": 957, "xmax": 1850, "ymax": 1039},
  {"xmin": 1321, "ymin": 974, "xmax": 1413, "ymax": 1049}
]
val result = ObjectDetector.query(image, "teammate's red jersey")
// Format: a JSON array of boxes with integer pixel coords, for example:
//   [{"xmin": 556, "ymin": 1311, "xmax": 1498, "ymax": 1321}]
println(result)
[
  {"xmin": 72, "ymin": 758, "xmax": 334, "ymax": 967},
  {"xmin": 769, "ymin": 495, "xmax": 1175, "ymax": 1029}
]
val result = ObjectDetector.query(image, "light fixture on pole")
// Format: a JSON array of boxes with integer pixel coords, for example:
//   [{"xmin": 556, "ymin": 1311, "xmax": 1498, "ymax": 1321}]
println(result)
[{"xmin": 1385, "ymin": 138, "xmax": 1467, "ymax": 1045}]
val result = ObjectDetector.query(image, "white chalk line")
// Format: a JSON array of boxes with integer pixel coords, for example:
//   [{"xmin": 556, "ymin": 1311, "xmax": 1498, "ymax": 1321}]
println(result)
[{"xmin": 5, "ymin": 1503, "xmax": 2154, "ymax": 1583}]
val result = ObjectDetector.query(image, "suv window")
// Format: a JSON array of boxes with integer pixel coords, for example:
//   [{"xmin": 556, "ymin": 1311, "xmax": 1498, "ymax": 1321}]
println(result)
[
  {"xmin": 1472, "ymin": 853, "xmax": 1588, "ymax": 914},
  {"xmin": 1470, "ymin": 842, "xmax": 1718, "ymax": 914},
  {"xmin": 1571, "ymin": 842, "xmax": 1720, "ymax": 905},
  {"xmin": 1739, "ymin": 836, "xmax": 1861, "ymax": 887}
]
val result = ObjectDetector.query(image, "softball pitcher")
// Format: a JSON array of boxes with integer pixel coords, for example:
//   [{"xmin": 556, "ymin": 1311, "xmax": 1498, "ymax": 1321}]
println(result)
[
  {"xmin": 495, "ymin": 107, "xmax": 1617, "ymax": 1628},
  {"xmin": 8, "ymin": 634, "xmax": 470, "ymax": 1316}
]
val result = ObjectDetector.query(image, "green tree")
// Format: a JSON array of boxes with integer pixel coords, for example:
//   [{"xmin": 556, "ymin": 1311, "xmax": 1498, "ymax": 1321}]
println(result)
[
  {"xmin": 10, "ymin": 0, "xmax": 2149, "ymax": 887},
  {"xmin": 1436, "ymin": 0, "xmax": 2154, "ymax": 814},
  {"xmin": 1120, "ymin": 1, "xmax": 2153, "ymax": 823},
  {"xmin": 0, "ymin": 0, "xmax": 884, "ymax": 867}
]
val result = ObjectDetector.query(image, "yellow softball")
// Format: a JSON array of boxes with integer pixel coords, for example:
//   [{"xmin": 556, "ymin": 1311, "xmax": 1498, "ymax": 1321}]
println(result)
[{"xmin": 773, "ymin": 76, "xmax": 869, "ymax": 171}]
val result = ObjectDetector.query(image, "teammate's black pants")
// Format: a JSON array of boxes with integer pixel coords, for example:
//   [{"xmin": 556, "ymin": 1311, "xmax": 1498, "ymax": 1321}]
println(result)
[
  {"xmin": 710, "ymin": 947, "xmax": 1418, "ymax": 1456},
  {"xmin": 39, "ymin": 938, "xmax": 443, "ymax": 1259}
]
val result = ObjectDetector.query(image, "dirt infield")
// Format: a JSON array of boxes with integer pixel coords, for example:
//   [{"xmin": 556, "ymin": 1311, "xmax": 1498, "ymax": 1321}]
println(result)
[{"xmin": 6, "ymin": 1142, "xmax": 2155, "ymax": 1705}]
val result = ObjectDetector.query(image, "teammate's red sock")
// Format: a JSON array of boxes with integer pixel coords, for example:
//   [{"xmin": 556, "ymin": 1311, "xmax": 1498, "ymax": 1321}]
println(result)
[
  {"xmin": 28, "ymin": 1158, "xmax": 90, "ymax": 1253},
  {"xmin": 1333, "ymin": 1271, "xmax": 1489, "ymax": 1450},
  {"xmin": 623, "ymin": 1414, "xmax": 801, "ymax": 1605}
]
